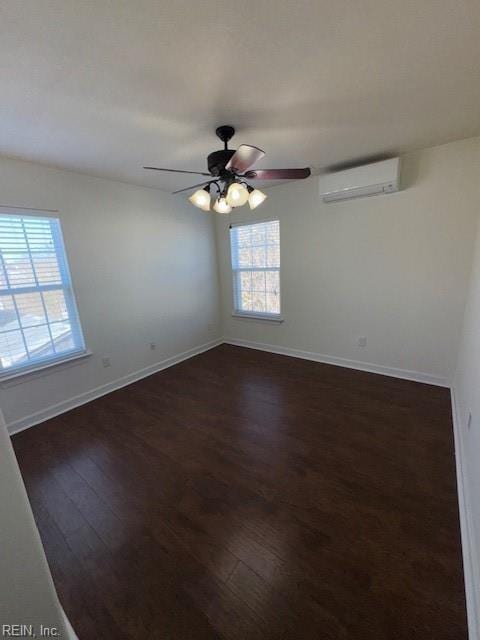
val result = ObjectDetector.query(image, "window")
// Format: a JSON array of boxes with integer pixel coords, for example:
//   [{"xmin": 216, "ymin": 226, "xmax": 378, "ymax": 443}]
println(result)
[
  {"xmin": 0, "ymin": 213, "xmax": 86, "ymax": 377},
  {"xmin": 230, "ymin": 220, "xmax": 281, "ymax": 319}
]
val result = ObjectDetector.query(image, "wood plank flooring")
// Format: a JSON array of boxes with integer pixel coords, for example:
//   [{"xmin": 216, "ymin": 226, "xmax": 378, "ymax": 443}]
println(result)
[{"xmin": 13, "ymin": 344, "xmax": 467, "ymax": 639}]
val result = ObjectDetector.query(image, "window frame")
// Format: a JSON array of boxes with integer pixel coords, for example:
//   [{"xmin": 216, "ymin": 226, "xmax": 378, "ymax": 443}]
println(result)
[
  {"xmin": 0, "ymin": 211, "xmax": 88, "ymax": 380},
  {"xmin": 229, "ymin": 219, "xmax": 283, "ymax": 322}
]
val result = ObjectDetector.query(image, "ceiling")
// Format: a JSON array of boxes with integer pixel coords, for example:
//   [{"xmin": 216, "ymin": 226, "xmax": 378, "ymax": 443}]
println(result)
[{"xmin": 1, "ymin": 0, "xmax": 480, "ymax": 193}]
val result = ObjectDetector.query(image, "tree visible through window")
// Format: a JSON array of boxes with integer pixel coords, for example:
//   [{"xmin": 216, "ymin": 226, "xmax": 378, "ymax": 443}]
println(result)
[
  {"xmin": 230, "ymin": 220, "xmax": 281, "ymax": 317},
  {"xmin": 0, "ymin": 213, "xmax": 86, "ymax": 376}
]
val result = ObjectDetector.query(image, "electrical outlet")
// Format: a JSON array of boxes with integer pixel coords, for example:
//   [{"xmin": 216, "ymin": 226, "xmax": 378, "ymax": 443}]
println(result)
[
  {"xmin": 467, "ymin": 412, "xmax": 472, "ymax": 430},
  {"xmin": 102, "ymin": 356, "xmax": 111, "ymax": 368},
  {"xmin": 358, "ymin": 336, "xmax": 367, "ymax": 347},
  {"xmin": 150, "ymin": 342, "xmax": 156, "ymax": 351}
]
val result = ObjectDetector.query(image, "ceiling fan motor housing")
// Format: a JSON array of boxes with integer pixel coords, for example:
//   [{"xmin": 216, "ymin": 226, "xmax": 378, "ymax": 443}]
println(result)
[{"xmin": 207, "ymin": 149, "xmax": 236, "ymax": 176}]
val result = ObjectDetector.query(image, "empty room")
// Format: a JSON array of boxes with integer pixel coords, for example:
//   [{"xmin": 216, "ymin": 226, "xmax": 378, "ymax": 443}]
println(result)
[{"xmin": 1, "ymin": 1, "xmax": 480, "ymax": 639}]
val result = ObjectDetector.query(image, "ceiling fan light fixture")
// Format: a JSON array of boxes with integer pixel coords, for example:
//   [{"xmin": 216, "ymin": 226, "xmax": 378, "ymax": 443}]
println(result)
[
  {"xmin": 213, "ymin": 197, "xmax": 232, "ymax": 214},
  {"xmin": 146, "ymin": 126, "xmax": 312, "ymax": 205},
  {"xmin": 248, "ymin": 188, "xmax": 267, "ymax": 210},
  {"xmin": 188, "ymin": 186, "xmax": 211, "ymax": 211},
  {"xmin": 226, "ymin": 182, "xmax": 249, "ymax": 207}
]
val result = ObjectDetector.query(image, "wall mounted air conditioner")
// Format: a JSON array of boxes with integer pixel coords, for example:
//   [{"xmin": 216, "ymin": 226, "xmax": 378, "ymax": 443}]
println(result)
[{"xmin": 319, "ymin": 158, "xmax": 401, "ymax": 203}]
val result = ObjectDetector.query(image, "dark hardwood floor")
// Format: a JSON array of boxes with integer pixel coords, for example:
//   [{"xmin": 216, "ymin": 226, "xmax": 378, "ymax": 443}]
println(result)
[{"xmin": 13, "ymin": 344, "xmax": 466, "ymax": 639}]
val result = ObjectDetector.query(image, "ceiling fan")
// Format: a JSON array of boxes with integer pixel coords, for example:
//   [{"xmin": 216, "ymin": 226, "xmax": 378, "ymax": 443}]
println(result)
[{"xmin": 144, "ymin": 125, "xmax": 311, "ymax": 213}]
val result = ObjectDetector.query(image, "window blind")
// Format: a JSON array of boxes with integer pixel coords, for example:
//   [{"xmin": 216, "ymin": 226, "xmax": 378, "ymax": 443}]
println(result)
[
  {"xmin": 230, "ymin": 220, "xmax": 281, "ymax": 316},
  {"xmin": 0, "ymin": 214, "xmax": 86, "ymax": 376}
]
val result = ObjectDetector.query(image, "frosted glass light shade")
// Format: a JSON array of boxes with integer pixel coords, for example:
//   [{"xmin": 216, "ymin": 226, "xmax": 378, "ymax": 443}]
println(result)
[
  {"xmin": 213, "ymin": 197, "xmax": 232, "ymax": 214},
  {"xmin": 189, "ymin": 188, "xmax": 211, "ymax": 211},
  {"xmin": 226, "ymin": 182, "xmax": 249, "ymax": 207},
  {"xmin": 248, "ymin": 189, "xmax": 267, "ymax": 210}
]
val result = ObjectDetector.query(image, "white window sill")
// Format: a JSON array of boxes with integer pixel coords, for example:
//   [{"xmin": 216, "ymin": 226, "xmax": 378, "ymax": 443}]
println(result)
[
  {"xmin": 232, "ymin": 312, "xmax": 284, "ymax": 323},
  {"xmin": 0, "ymin": 350, "xmax": 93, "ymax": 387}
]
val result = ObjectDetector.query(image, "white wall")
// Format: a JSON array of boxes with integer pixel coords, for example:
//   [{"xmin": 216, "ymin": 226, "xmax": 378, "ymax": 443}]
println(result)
[
  {"xmin": 0, "ymin": 156, "xmax": 221, "ymax": 432},
  {"xmin": 453, "ymin": 203, "xmax": 480, "ymax": 639},
  {"xmin": 0, "ymin": 411, "xmax": 73, "ymax": 638},
  {"xmin": 216, "ymin": 136, "xmax": 480, "ymax": 384}
]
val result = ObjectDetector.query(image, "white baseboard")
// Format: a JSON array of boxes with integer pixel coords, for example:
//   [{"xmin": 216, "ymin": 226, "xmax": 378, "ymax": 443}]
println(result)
[
  {"xmin": 62, "ymin": 607, "xmax": 79, "ymax": 640},
  {"xmin": 224, "ymin": 338, "xmax": 450, "ymax": 387},
  {"xmin": 451, "ymin": 387, "xmax": 480, "ymax": 640},
  {"xmin": 7, "ymin": 338, "xmax": 223, "ymax": 435},
  {"xmin": 8, "ymin": 336, "xmax": 449, "ymax": 435}
]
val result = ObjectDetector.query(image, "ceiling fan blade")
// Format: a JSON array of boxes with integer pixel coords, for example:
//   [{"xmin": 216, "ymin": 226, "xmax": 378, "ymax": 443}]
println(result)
[
  {"xmin": 144, "ymin": 166, "xmax": 211, "ymax": 176},
  {"xmin": 225, "ymin": 145, "xmax": 265, "ymax": 173},
  {"xmin": 172, "ymin": 180, "xmax": 217, "ymax": 195},
  {"xmin": 244, "ymin": 168, "xmax": 311, "ymax": 180}
]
